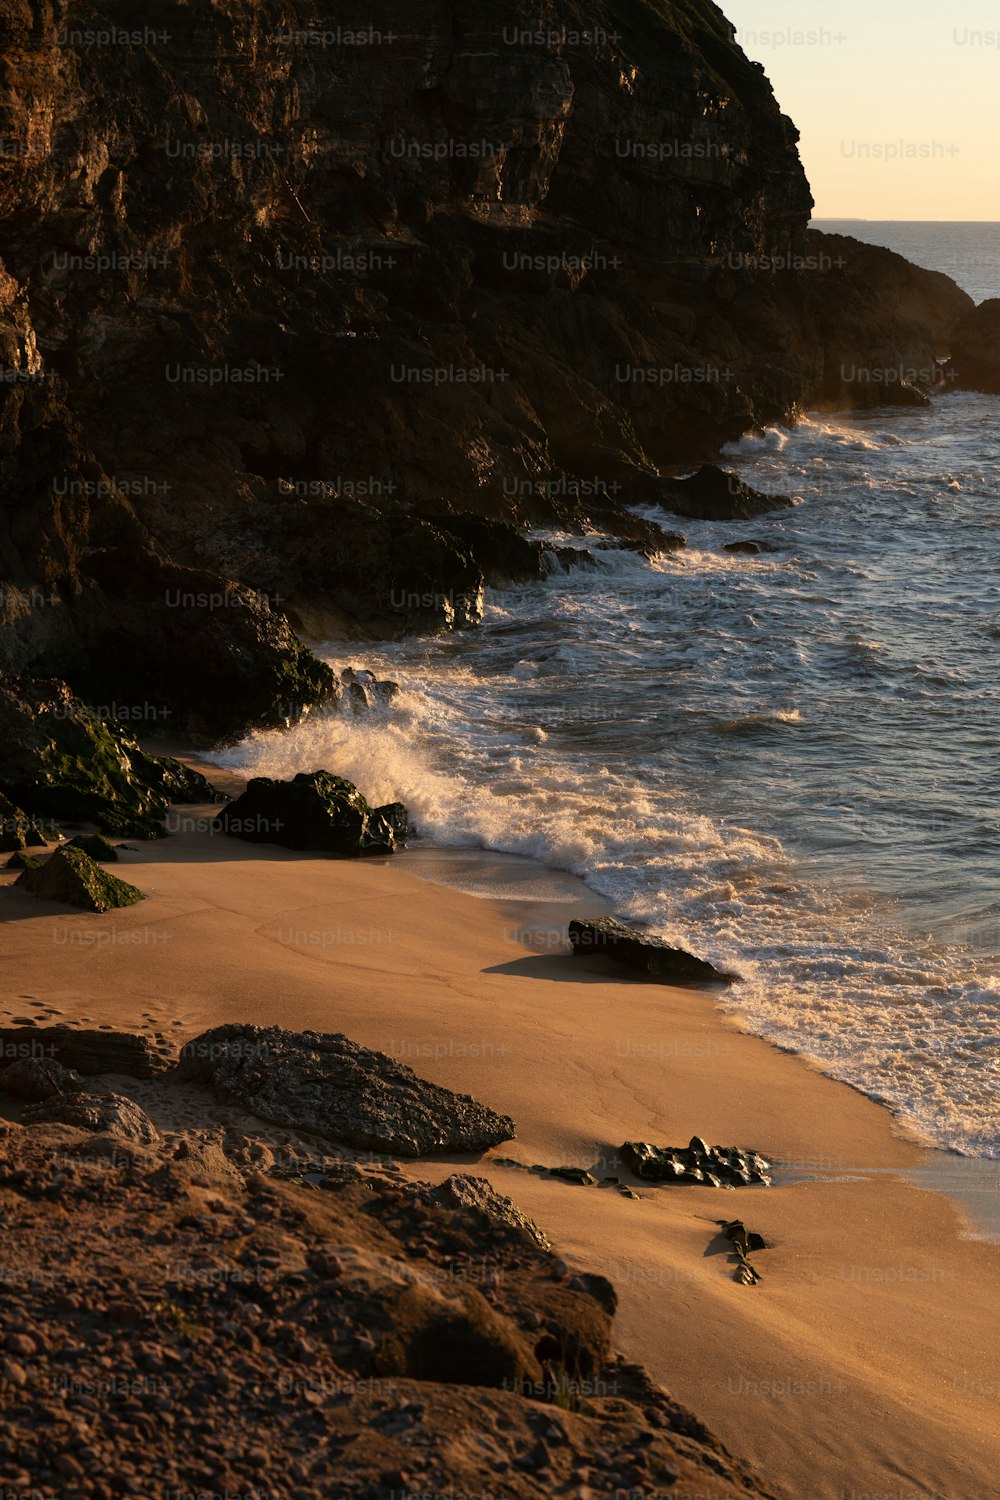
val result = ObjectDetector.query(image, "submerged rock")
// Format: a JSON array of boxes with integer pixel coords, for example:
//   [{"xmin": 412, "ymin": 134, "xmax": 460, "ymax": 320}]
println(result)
[
  {"xmin": 654, "ymin": 466, "xmax": 793, "ymax": 523},
  {"xmin": 14, "ymin": 845, "xmax": 144, "ymax": 912},
  {"xmin": 723, "ymin": 539, "xmax": 778, "ymax": 555},
  {"xmin": 568, "ymin": 917, "xmax": 737, "ymax": 985},
  {"xmin": 622, "ymin": 1138, "xmax": 771, "ymax": 1187},
  {"xmin": 214, "ymin": 771, "xmax": 410, "ymax": 856},
  {"xmin": 178, "ymin": 1024, "xmax": 516, "ymax": 1157},
  {"xmin": 23, "ymin": 1091, "xmax": 160, "ymax": 1144},
  {"xmin": 0, "ymin": 792, "xmax": 46, "ymax": 853}
]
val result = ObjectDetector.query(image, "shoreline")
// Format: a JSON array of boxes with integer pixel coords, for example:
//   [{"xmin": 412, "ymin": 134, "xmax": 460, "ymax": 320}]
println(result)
[
  {"xmin": 186, "ymin": 741, "xmax": 1000, "ymax": 1239},
  {"xmin": 3, "ymin": 773, "xmax": 1000, "ymax": 1497}
]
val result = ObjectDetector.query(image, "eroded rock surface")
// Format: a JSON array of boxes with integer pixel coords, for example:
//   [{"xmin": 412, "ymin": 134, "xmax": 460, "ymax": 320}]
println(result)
[
  {"xmin": 214, "ymin": 771, "xmax": 410, "ymax": 856},
  {"xmin": 178, "ymin": 1024, "xmax": 516, "ymax": 1157}
]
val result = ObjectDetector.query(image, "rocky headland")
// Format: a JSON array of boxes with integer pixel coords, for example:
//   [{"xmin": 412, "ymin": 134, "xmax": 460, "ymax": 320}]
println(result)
[{"xmin": 0, "ymin": 0, "xmax": 985, "ymax": 773}]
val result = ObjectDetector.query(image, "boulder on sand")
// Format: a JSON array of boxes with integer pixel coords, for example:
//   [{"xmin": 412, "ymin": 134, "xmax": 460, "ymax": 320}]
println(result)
[
  {"xmin": 568, "ymin": 917, "xmax": 738, "ymax": 985},
  {"xmin": 213, "ymin": 771, "xmax": 410, "ymax": 856},
  {"xmin": 0, "ymin": 791, "xmax": 46, "ymax": 852},
  {"xmin": 178, "ymin": 1024, "xmax": 515, "ymax": 1157},
  {"xmin": 14, "ymin": 845, "xmax": 144, "ymax": 912}
]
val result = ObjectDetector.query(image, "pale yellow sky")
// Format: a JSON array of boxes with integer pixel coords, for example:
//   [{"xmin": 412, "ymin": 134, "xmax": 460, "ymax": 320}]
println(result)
[{"xmin": 723, "ymin": 0, "xmax": 1000, "ymax": 220}]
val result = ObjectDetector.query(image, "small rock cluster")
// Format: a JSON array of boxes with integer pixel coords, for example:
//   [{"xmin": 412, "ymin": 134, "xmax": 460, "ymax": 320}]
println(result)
[{"xmin": 622, "ymin": 1138, "xmax": 771, "ymax": 1188}]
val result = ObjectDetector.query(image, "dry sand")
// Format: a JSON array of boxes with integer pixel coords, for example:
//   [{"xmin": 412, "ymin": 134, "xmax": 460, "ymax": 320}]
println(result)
[{"xmin": 2, "ymin": 798, "xmax": 998, "ymax": 1500}]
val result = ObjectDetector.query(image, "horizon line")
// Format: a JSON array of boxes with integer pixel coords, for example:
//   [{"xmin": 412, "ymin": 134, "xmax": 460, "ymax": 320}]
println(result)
[{"xmin": 812, "ymin": 217, "xmax": 1000, "ymax": 225}]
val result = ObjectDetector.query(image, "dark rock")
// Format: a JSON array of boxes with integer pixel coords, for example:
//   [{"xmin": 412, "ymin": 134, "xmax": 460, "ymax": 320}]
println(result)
[
  {"xmin": 843, "ymin": 375, "xmax": 929, "ymax": 409},
  {"xmin": 621, "ymin": 1140, "xmax": 771, "ymax": 1188},
  {"xmin": 214, "ymin": 771, "xmax": 410, "ymax": 857},
  {"xmin": 717, "ymin": 1219, "xmax": 769, "ymax": 1285},
  {"xmin": 420, "ymin": 515, "xmax": 553, "ymax": 588},
  {"xmin": 5, "ymin": 851, "xmax": 43, "ymax": 871},
  {"xmin": 723, "ymin": 539, "xmax": 778, "ymax": 555},
  {"xmin": 178, "ymin": 1024, "xmax": 516, "ymax": 1157},
  {"xmin": 67, "ymin": 834, "xmax": 119, "ymax": 863},
  {"xmin": 951, "ymin": 299, "xmax": 1000, "ymax": 394},
  {"xmin": 547, "ymin": 1166, "xmax": 597, "ymax": 1186},
  {"xmin": 69, "ymin": 545, "xmax": 338, "ymax": 743},
  {"xmin": 0, "ymin": 1027, "xmax": 166, "ymax": 1080},
  {"xmin": 23, "ymin": 1091, "xmax": 159, "ymax": 1144},
  {"xmin": 655, "ymin": 466, "xmax": 793, "ymax": 523},
  {"xmin": 14, "ymin": 845, "xmax": 144, "ymax": 913},
  {"xmin": 340, "ymin": 668, "xmax": 400, "ymax": 711},
  {"xmin": 0, "ymin": 676, "xmax": 218, "ymax": 837},
  {"xmin": 568, "ymin": 918, "xmax": 737, "ymax": 985},
  {"xmin": 427, "ymin": 1174, "xmax": 550, "ymax": 1252},
  {"xmin": 0, "ymin": 1056, "xmax": 82, "ymax": 1103},
  {"xmin": 0, "ymin": 792, "xmax": 46, "ymax": 853}
]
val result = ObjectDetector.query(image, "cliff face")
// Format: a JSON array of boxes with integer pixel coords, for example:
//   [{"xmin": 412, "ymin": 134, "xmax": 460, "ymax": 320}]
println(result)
[{"xmin": 0, "ymin": 0, "xmax": 973, "ymax": 720}]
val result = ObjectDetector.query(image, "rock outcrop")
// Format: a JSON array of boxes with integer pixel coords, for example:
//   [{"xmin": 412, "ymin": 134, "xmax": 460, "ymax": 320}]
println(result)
[
  {"xmin": 0, "ymin": 676, "xmax": 218, "ymax": 836},
  {"xmin": 0, "ymin": 0, "xmax": 977, "ymax": 732},
  {"xmin": 178, "ymin": 1024, "xmax": 516, "ymax": 1156},
  {"xmin": 0, "ymin": 791, "xmax": 45, "ymax": 852},
  {"xmin": 14, "ymin": 845, "xmax": 145, "ymax": 912},
  {"xmin": 569, "ymin": 917, "xmax": 737, "ymax": 984},
  {"xmin": 654, "ymin": 464, "xmax": 793, "ymax": 522},
  {"xmin": 951, "ymin": 299, "xmax": 1000, "ymax": 394},
  {"xmin": 214, "ymin": 771, "xmax": 410, "ymax": 856},
  {"xmin": 0, "ymin": 1124, "xmax": 782, "ymax": 1498}
]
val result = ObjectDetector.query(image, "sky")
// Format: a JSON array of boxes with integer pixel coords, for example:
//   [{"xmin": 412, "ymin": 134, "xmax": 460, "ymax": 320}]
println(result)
[{"xmin": 722, "ymin": 0, "xmax": 1000, "ymax": 220}]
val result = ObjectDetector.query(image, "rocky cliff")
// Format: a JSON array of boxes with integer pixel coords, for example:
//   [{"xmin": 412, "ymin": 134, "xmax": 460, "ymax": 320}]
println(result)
[{"xmin": 0, "ymin": 0, "xmax": 975, "ymax": 737}]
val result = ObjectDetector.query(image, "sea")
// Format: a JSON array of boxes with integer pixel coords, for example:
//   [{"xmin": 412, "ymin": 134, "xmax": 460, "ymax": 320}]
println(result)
[{"xmin": 212, "ymin": 224, "xmax": 1000, "ymax": 1173}]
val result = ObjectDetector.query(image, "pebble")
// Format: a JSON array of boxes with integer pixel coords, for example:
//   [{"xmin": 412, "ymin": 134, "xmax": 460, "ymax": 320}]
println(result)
[{"xmin": 1, "ymin": 1359, "xmax": 28, "ymax": 1387}]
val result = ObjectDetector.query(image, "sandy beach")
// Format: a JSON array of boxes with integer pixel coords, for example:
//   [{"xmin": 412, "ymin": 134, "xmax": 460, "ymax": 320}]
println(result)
[{"xmin": 2, "ymin": 787, "xmax": 998, "ymax": 1500}]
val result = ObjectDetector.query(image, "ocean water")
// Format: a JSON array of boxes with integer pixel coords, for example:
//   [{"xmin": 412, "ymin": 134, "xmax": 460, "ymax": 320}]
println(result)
[
  {"xmin": 212, "ymin": 232, "xmax": 1000, "ymax": 1163},
  {"xmin": 813, "ymin": 219, "xmax": 1000, "ymax": 304}
]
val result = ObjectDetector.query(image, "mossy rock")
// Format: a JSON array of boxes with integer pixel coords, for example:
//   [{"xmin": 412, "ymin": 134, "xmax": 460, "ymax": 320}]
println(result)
[
  {"xmin": 0, "ymin": 676, "xmax": 219, "ymax": 839},
  {"xmin": 67, "ymin": 834, "xmax": 119, "ymax": 862},
  {"xmin": 6, "ymin": 852, "xmax": 45, "ymax": 871},
  {"xmin": 0, "ymin": 791, "xmax": 46, "ymax": 853},
  {"xmin": 14, "ymin": 845, "xmax": 145, "ymax": 912}
]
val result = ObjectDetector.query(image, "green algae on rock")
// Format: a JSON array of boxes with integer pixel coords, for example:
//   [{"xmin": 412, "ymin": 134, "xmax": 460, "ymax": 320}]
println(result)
[
  {"xmin": 14, "ymin": 845, "xmax": 145, "ymax": 913},
  {"xmin": 214, "ymin": 771, "xmax": 410, "ymax": 856},
  {"xmin": 0, "ymin": 676, "xmax": 217, "ymax": 838},
  {"xmin": 0, "ymin": 791, "xmax": 47, "ymax": 853}
]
